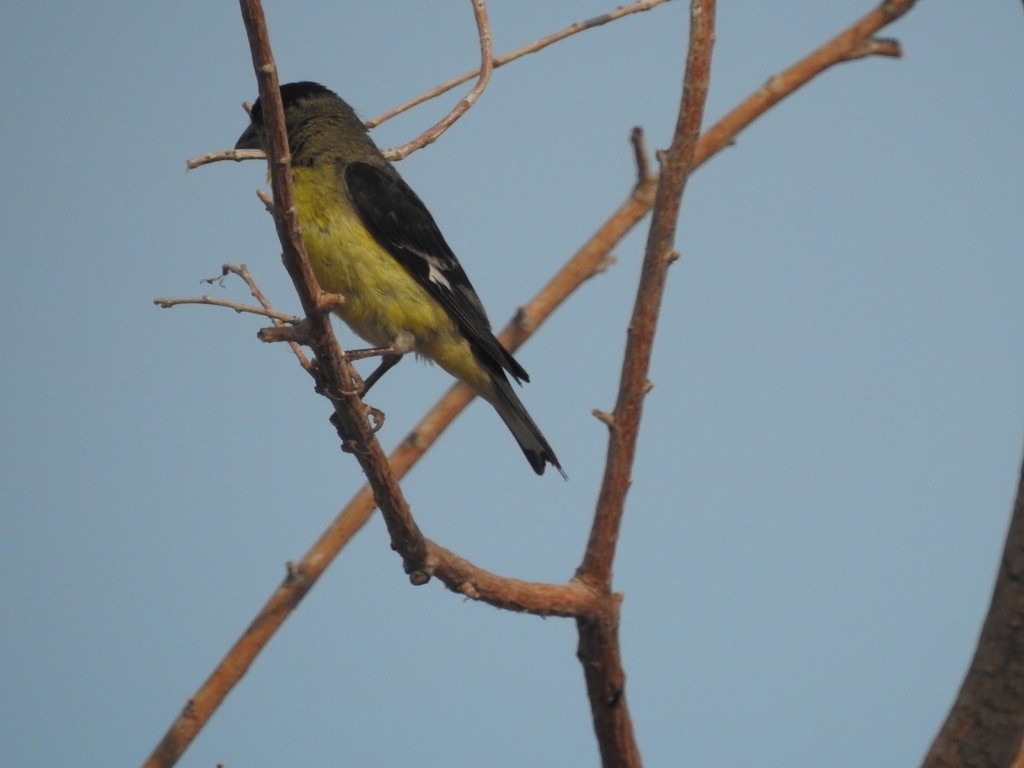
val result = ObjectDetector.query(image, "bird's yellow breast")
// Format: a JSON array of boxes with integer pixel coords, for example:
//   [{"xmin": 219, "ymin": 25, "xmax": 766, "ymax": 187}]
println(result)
[
  {"xmin": 291, "ymin": 165, "xmax": 452, "ymax": 348},
  {"xmin": 289, "ymin": 166, "xmax": 490, "ymax": 393}
]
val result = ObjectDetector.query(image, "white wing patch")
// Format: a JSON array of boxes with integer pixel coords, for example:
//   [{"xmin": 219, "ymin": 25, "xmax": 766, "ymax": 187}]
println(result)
[{"xmin": 426, "ymin": 260, "xmax": 451, "ymax": 290}]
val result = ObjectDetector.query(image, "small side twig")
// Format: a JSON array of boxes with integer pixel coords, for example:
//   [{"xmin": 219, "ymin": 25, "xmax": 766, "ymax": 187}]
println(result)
[
  {"xmin": 155, "ymin": 263, "xmax": 311, "ymax": 369},
  {"xmin": 186, "ymin": 148, "xmax": 264, "ymax": 170},
  {"xmin": 629, "ymin": 126, "xmax": 652, "ymax": 186},
  {"xmin": 153, "ymin": 294, "xmax": 298, "ymax": 324}
]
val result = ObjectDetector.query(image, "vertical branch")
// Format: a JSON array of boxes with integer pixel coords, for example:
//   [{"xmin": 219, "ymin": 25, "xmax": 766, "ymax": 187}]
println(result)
[
  {"xmin": 580, "ymin": 0, "xmax": 714, "ymax": 588},
  {"xmin": 575, "ymin": 2, "xmax": 715, "ymax": 766},
  {"xmin": 236, "ymin": 0, "xmax": 426, "ymax": 580},
  {"xmin": 238, "ymin": 3, "xmax": 325, "ymax": 326}
]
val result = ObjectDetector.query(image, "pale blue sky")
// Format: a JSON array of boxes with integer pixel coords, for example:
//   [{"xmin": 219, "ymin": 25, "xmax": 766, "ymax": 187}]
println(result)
[{"xmin": 2, "ymin": 2, "xmax": 1022, "ymax": 766}]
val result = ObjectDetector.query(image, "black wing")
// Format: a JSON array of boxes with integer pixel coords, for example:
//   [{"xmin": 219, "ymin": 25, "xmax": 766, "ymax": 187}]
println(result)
[{"xmin": 344, "ymin": 160, "xmax": 529, "ymax": 384}]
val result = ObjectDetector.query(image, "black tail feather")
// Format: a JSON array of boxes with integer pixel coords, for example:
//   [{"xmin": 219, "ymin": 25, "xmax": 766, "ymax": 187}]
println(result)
[{"xmin": 487, "ymin": 374, "xmax": 565, "ymax": 478}]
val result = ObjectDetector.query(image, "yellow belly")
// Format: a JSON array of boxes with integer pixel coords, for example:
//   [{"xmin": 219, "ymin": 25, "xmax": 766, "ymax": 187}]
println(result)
[{"xmin": 291, "ymin": 166, "xmax": 491, "ymax": 394}]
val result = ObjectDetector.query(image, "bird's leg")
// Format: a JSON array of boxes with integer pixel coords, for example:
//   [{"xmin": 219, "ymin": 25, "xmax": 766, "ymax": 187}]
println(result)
[
  {"xmin": 344, "ymin": 345, "xmax": 396, "ymax": 362},
  {"xmin": 344, "ymin": 331, "xmax": 411, "ymax": 394},
  {"xmin": 359, "ymin": 352, "xmax": 403, "ymax": 395}
]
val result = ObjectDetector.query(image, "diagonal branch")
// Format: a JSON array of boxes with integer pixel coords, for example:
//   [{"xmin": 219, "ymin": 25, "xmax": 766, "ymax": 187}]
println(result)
[{"xmin": 694, "ymin": 0, "xmax": 916, "ymax": 168}]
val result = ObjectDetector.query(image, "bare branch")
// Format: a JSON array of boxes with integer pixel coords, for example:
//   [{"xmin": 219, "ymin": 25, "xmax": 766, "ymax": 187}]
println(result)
[
  {"xmin": 186, "ymin": 147, "xmax": 263, "ymax": 170},
  {"xmin": 152, "ymin": 294, "xmax": 298, "ymax": 323},
  {"xmin": 426, "ymin": 540, "xmax": 603, "ymax": 616},
  {"xmin": 151, "ymin": 2, "xmax": 922, "ymax": 766},
  {"xmin": 581, "ymin": 0, "xmax": 712, "ymax": 587},
  {"xmin": 575, "ymin": 3, "xmax": 715, "ymax": 765},
  {"xmin": 185, "ymin": 0, "xmax": 676, "ymax": 171},
  {"xmin": 386, "ymin": 0, "xmax": 493, "ymax": 160},
  {"xmin": 694, "ymin": 0, "xmax": 918, "ymax": 168},
  {"xmin": 144, "ymin": 3, "xmax": 421, "ymax": 764},
  {"xmin": 923, "ymin": 448, "xmax": 1024, "ymax": 766},
  {"xmin": 368, "ymin": 0, "xmax": 677, "ymax": 129}
]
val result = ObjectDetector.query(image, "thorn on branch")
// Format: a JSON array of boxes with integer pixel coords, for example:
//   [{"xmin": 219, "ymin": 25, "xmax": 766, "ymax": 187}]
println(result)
[
  {"xmin": 592, "ymin": 409, "xmax": 615, "ymax": 428},
  {"xmin": 630, "ymin": 126, "xmax": 651, "ymax": 184},
  {"xmin": 846, "ymin": 36, "xmax": 902, "ymax": 60},
  {"xmin": 457, "ymin": 580, "xmax": 480, "ymax": 599},
  {"xmin": 339, "ymin": 436, "xmax": 368, "ymax": 456}
]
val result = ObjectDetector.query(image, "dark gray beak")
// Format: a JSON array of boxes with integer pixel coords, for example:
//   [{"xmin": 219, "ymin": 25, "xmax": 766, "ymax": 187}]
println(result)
[{"xmin": 234, "ymin": 122, "xmax": 261, "ymax": 150}]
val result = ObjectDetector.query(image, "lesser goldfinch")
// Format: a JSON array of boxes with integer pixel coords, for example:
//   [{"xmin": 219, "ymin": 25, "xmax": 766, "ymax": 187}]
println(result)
[{"xmin": 235, "ymin": 82, "xmax": 564, "ymax": 477}]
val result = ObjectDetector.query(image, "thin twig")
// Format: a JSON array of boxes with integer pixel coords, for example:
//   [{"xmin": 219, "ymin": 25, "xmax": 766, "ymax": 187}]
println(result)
[
  {"xmin": 185, "ymin": 0, "xmax": 676, "ymax": 171},
  {"xmin": 153, "ymin": 294, "xmax": 298, "ymax": 323},
  {"xmin": 186, "ymin": 148, "xmax": 263, "ymax": 170},
  {"xmin": 224, "ymin": 262, "xmax": 312, "ymax": 368},
  {"xmin": 367, "ymin": 0, "xmax": 676, "ymax": 128},
  {"xmin": 155, "ymin": 264, "xmax": 311, "ymax": 368},
  {"xmin": 386, "ymin": 0, "xmax": 493, "ymax": 160}
]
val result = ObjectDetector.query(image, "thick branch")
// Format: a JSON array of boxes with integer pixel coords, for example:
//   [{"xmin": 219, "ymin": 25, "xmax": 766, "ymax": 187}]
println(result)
[{"xmin": 923, "ymin": 448, "xmax": 1024, "ymax": 767}]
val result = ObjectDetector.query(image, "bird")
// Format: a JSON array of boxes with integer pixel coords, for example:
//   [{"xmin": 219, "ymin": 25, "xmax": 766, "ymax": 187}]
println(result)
[{"xmin": 235, "ymin": 81, "xmax": 564, "ymax": 477}]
